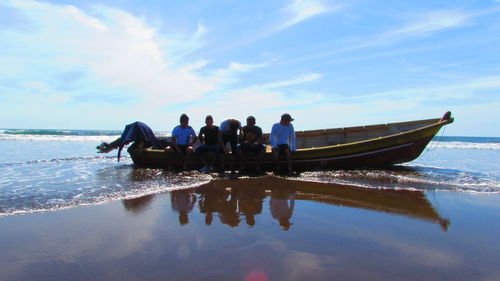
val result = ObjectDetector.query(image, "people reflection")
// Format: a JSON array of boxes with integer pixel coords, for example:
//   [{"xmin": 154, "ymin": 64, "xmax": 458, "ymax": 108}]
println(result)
[
  {"xmin": 171, "ymin": 189, "xmax": 196, "ymax": 225},
  {"xmin": 122, "ymin": 195, "xmax": 154, "ymax": 214},
  {"xmin": 237, "ymin": 187, "xmax": 266, "ymax": 226},
  {"xmin": 219, "ymin": 190, "xmax": 240, "ymax": 227},
  {"xmin": 198, "ymin": 184, "xmax": 267, "ymax": 227},
  {"xmin": 198, "ymin": 186, "xmax": 226, "ymax": 226},
  {"xmin": 270, "ymin": 189, "xmax": 296, "ymax": 230}
]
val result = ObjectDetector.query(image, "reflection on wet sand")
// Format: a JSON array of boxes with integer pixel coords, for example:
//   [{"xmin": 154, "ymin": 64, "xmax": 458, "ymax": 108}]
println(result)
[
  {"xmin": 197, "ymin": 181, "xmax": 266, "ymax": 227},
  {"xmin": 123, "ymin": 175, "xmax": 449, "ymax": 231},
  {"xmin": 171, "ymin": 190, "xmax": 196, "ymax": 225},
  {"xmin": 270, "ymin": 189, "xmax": 295, "ymax": 230},
  {"xmin": 122, "ymin": 195, "xmax": 154, "ymax": 214}
]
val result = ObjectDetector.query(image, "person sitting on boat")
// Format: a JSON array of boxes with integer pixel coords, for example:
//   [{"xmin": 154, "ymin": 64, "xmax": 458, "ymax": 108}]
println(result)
[
  {"xmin": 219, "ymin": 118, "xmax": 242, "ymax": 171},
  {"xmin": 270, "ymin": 113, "xmax": 296, "ymax": 173},
  {"xmin": 237, "ymin": 116, "xmax": 266, "ymax": 172},
  {"xmin": 165, "ymin": 114, "xmax": 197, "ymax": 170},
  {"xmin": 196, "ymin": 115, "xmax": 225, "ymax": 173}
]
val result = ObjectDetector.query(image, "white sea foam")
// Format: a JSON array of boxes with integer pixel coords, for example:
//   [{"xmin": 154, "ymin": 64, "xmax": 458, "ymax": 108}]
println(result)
[
  {"xmin": 0, "ymin": 132, "xmax": 171, "ymax": 142},
  {"xmin": 428, "ymin": 141, "xmax": 500, "ymax": 150},
  {"xmin": 0, "ymin": 133, "xmax": 121, "ymax": 142}
]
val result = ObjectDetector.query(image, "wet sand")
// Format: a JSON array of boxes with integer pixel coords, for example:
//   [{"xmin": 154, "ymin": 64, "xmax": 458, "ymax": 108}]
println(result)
[{"xmin": 1, "ymin": 176, "xmax": 499, "ymax": 281}]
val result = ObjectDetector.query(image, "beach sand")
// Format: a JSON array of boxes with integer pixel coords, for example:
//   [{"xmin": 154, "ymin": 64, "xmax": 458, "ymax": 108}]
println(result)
[{"xmin": 1, "ymin": 176, "xmax": 499, "ymax": 281}]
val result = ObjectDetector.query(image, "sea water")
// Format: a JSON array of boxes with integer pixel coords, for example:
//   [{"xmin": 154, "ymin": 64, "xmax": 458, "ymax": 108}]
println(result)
[{"xmin": 0, "ymin": 129, "xmax": 499, "ymax": 217}]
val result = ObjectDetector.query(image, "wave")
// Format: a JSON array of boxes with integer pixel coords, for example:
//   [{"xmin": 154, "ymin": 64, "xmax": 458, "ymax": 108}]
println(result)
[
  {"xmin": 0, "ymin": 128, "xmax": 122, "ymax": 136},
  {"xmin": 0, "ymin": 128, "xmax": 170, "ymax": 142},
  {"xmin": 1, "ymin": 162, "xmax": 498, "ymax": 218},
  {"xmin": 0, "ymin": 155, "xmax": 122, "ymax": 167},
  {"xmin": 427, "ymin": 141, "xmax": 500, "ymax": 150},
  {"xmin": 0, "ymin": 167, "xmax": 213, "ymax": 218},
  {"xmin": 297, "ymin": 167, "xmax": 500, "ymax": 194},
  {"xmin": 2, "ymin": 129, "xmax": 498, "ymax": 147},
  {"xmin": 0, "ymin": 133, "xmax": 121, "ymax": 142}
]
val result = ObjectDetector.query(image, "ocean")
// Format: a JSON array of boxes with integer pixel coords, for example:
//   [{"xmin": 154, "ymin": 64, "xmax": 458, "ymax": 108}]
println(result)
[
  {"xmin": 2, "ymin": 128, "xmax": 500, "ymax": 281},
  {"xmin": 0, "ymin": 128, "xmax": 499, "ymax": 217}
]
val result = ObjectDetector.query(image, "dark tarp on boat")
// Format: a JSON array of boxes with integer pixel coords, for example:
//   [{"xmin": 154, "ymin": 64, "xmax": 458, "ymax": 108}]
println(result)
[{"xmin": 117, "ymin": 121, "xmax": 162, "ymax": 161}]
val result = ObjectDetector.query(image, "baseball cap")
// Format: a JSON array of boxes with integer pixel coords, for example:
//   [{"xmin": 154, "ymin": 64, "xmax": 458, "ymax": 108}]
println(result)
[{"xmin": 281, "ymin": 113, "xmax": 294, "ymax": 121}]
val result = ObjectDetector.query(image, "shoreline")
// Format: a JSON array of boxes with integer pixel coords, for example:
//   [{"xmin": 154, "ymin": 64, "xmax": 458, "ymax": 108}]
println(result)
[{"xmin": 1, "ymin": 179, "xmax": 499, "ymax": 281}]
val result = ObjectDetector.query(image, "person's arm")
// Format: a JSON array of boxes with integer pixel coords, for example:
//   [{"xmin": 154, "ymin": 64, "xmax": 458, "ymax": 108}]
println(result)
[
  {"xmin": 217, "ymin": 128, "xmax": 225, "ymax": 151},
  {"xmin": 188, "ymin": 127, "xmax": 197, "ymax": 147},
  {"xmin": 171, "ymin": 127, "xmax": 180, "ymax": 152},
  {"xmin": 172, "ymin": 136, "xmax": 180, "ymax": 151},
  {"xmin": 270, "ymin": 124, "xmax": 277, "ymax": 148},
  {"xmin": 218, "ymin": 130, "xmax": 228, "ymax": 154},
  {"xmin": 289, "ymin": 124, "xmax": 296, "ymax": 151},
  {"xmin": 198, "ymin": 128, "xmax": 205, "ymax": 144},
  {"xmin": 238, "ymin": 127, "xmax": 244, "ymax": 143},
  {"xmin": 255, "ymin": 127, "xmax": 263, "ymax": 145}
]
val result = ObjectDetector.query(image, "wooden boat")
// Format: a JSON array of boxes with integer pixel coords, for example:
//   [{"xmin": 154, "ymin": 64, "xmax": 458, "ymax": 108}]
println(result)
[{"xmin": 128, "ymin": 112, "xmax": 454, "ymax": 170}]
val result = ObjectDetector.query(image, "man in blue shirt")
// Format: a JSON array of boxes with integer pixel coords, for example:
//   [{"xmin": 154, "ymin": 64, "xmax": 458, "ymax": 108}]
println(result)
[
  {"xmin": 165, "ymin": 114, "xmax": 197, "ymax": 170},
  {"xmin": 270, "ymin": 113, "xmax": 296, "ymax": 173}
]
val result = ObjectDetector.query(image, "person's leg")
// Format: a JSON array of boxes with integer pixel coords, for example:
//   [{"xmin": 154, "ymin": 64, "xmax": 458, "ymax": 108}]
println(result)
[
  {"xmin": 196, "ymin": 146, "xmax": 208, "ymax": 168},
  {"xmin": 229, "ymin": 137, "xmax": 237, "ymax": 172},
  {"xmin": 272, "ymin": 147, "xmax": 280, "ymax": 171},
  {"xmin": 220, "ymin": 140, "xmax": 228, "ymax": 171},
  {"xmin": 257, "ymin": 145, "xmax": 265, "ymax": 171},
  {"xmin": 184, "ymin": 147, "xmax": 193, "ymax": 170},
  {"xmin": 237, "ymin": 146, "xmax": 245, "ymax": 171},
  {"xmin": 165, "ymin": 146, "xmax": 175, "ymax": 170},
  {"xmin": 207, "ymin": 145, "xmax": 218, "ymax": 171},
  {"xmin": 284, "ymin": 148, "xmax": 292, "ymax": 173},
  {"xmin": 208, "ymin": 151, "xmax": 215, "ymax": 169}
]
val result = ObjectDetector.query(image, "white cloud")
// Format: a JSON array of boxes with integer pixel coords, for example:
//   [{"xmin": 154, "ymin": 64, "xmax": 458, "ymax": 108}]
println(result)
[
  {"xmin": 390, "ymin": 9, "xmax": 471, "ymax": 37},
  {"xmin": 255, "ymin": 73, "xmax": 322, "ymax": 89},
  {"xmin": 169, "ymin": 73, "xmax": 324, "ymax": 130},
  {"xmin": 0, "ymin": 1, "xmax": 258, "ymax": 110},
  {"xmin": 1, "ymin": 1, "xmax": 330, "ymax": 130},
  {"xmin": 279, "ymin": 9, "xmax": 474, "ymax": 65},
  {"xmin": 279, "ymin": 0, "xmax": 341, "ymax": 30},
  {"xmin": 344, "ymin": 75, "xmax": 500, "ymax": 104}
]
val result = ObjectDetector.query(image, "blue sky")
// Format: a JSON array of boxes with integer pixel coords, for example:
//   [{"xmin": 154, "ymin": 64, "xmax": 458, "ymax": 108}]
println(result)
[{"xmin": 1, "ymin": 0, "xmax": 499, "ymax": 136}]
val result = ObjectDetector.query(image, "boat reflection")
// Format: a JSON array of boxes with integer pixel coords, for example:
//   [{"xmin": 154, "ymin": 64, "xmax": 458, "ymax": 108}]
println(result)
[{"xmin": 163, "ymin": 176, "xmax": 450, "ymax": 231}]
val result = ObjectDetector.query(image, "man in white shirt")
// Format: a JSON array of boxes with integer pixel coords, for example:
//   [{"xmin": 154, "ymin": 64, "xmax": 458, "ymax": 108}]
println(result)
[{"xmin": 269, "ymin": 113, "xmax": 296, "ymax": 173}]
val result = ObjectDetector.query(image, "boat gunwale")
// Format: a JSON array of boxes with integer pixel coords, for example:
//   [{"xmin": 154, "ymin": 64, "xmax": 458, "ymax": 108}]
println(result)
[{"xmin": 296, "ymin": 117, "xmax": 452, "ymax": 152}]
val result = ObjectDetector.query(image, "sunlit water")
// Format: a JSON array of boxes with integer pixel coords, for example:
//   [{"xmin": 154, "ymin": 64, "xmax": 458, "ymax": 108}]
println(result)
[{"xmin": 0, "ymin": 132, "xmax": 499, "ymax": 217}]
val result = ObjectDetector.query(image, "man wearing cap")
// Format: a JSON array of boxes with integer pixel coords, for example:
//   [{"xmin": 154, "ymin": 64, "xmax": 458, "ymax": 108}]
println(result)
[
  {"xmin": 219, "ymin": 118, "xmax": 243, "ymax": 171},
  {"xmin": 165, "ymin": 114, "xmax": 198, "ymax": 170},
  {"xmin": 237, "ymin": 116, "xmax": 266, "ymax": 171},
  {"xmin": 196, "ymin": 115, "xmax": 224, "ymax": 173},
  {"xmin": 270, "ymin": 113, "xmax": 296, "ymax": 173}
]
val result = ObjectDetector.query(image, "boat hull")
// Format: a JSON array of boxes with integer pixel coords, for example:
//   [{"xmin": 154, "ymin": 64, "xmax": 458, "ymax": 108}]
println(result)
[{"xmin": 128, "ymin": 116, "xmax": 452, "ymax": 170}]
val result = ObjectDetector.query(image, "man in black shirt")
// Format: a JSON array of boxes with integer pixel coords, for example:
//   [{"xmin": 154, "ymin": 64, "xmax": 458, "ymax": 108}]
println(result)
[
  {"xmin": 238, "ymin": 116, "xmax": 266, "ymax": 171},
  {"xmin": 196, "ymin": 115, "xmax": 224, "ymax": 172}
]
